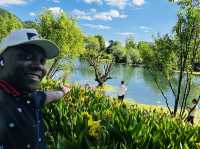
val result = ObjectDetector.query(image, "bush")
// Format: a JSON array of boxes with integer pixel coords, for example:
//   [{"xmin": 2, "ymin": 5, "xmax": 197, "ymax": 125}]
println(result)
[{"xmin": 42, "ymin": 81, "xmax": 200, "ymax": 149}]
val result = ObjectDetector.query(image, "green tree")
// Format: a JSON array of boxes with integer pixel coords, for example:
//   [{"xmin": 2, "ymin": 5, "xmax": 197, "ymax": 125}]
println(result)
[
  {"xmin": 125, "ymin": 36, "xmax": 141, "ymax": 64},
  {"xmin": 0, "ymin": 8, "xmax": 23, "ymax": 41},
  {"xmin": 138, "ymin": 41, "xmax": 154, "ymax": 66},
  {"xmin": 110, "ymin": 41, "xmax": 126, "ymax": 63},
  {"xmin": 125, "ymin": 36, "xmax": 136, "ymax": 49},
  {"xmin": 143, "ymin": 35, "xmax": 177, "ymax": 113},
  {"xmin": 153, "ymin": 34, "xmax": 177, "ymax": 72},
  {"xmin": 145, "ymin": 0, "xmax": 200, "ymax": 117},
  {"xmin": 84, "ymin": 35, "xmax": 100, "ymax": 53},
  {"xmin": 125, "ymin": 48, "xmax": 142, "ymax": 64},
  {"xmin": 84, "ymin": 35, "xmax": 113, "ymax": 86},
  {"xmin": 38, "ymin": 10, "xmax": 84, "ymax": 78},
  {"xmin": 172, "ymin": 2, "xmax": 200, "ymax": 117},
  {"xmin": 23, "ymin": 21, "xmax": 39, "ymax": 30}
]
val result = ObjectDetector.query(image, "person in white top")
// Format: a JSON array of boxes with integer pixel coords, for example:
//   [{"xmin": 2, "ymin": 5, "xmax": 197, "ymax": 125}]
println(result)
[
  {"xmin": 187, "ymin": 98, "xmax": 198, "ymax": 125},
  {"xmin": 118, "ymin": 81, "xmax": 127, "ymax": 101}
]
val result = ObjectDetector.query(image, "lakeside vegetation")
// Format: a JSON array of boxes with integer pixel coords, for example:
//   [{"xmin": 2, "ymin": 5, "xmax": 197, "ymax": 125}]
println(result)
[
  {"xmin": 42, "ymin": 80, "xmax": 200, "ymax": 148},
  {"xmin": 1, "ymin": 0, "xmax": 200, "ymax": 148}
]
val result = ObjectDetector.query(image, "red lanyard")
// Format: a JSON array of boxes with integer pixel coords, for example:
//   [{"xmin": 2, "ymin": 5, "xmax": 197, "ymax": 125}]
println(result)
[{"xmin": 0, "ymin": 80, "xmax": 21, "ymax": 96}]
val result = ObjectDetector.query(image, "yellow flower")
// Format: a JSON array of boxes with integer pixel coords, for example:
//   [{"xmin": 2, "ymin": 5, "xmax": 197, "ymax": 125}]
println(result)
[
  {"xmin": 88, "ymin": 117, "xmax": 94, "ymax": 126},
  {"xmin": 105, "ymin": 109, "xmax": 112, "ymax": 120},
  {"xmin": 88, "ymin": 120, "xmax": 101, "ymax": 138},
  {"xmin": 81, "ymin": 112, "xmax": 92, "ymax": 120},
  {"xmin": 80, "ymin": 89, "xmax": 84, "ymax": 97},
  {"xmin": 196, "ymin": 142, "xmax": 200, "ymax": 149},
  {"xmin": 80, "ymin": 97, "xmax": 85, "ymax": 102}
]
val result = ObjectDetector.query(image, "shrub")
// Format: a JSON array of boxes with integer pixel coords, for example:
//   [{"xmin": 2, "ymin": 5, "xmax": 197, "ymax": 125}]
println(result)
[{"xmin": 42, "ymin": 81, "xmax": 200, "ymax": 149}]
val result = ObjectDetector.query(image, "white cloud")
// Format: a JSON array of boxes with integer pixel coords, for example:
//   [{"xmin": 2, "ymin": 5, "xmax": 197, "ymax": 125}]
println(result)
[
  {"xmin": 72, "ymin": 9, "xmax": 93, "ymax": 20},
  {"xmin": 139, "ymin": 26, "xmax": 152, "ymax": 32},
  {"xmin": 72, "ymin": 9, "xmax": 86, "ymax": 16},
  {"xmin": 132, "ymin": 0, "xmax": 145, "ymax": 6},
  {"xmin": 118, "ymin": 32, "xmax": 135, "ymax": 36},
  {"xmin": 94, "ymin": 10, "xmax": 127, "ymax": 20},
  {"xmin": 80, "ymin": 16, "xmax": 93, "ymax": 21},
  {"xmin": 83, "ymin": 0, "xmax": 102, "ymax": 4},
  {"xmin": 48, "ymin": 7, "xmax": 64, "ymax": 15},
  {"xmin": 89, "ymin": 8, "xmax": 97, "ymax": 13},
  {"xmin": 104, "ymin": 0, "xmax": 128, "ymax": 9},
  {"xmin": 29, "ymin": 12, "xmax": 36, "ymax": 17},
  {"xmin": 0, "ymin": 0, "xmax": 27, "ymax": 6},
  {"xmin": 72, "ymin": 9, "xmax": 127, "ymax": 21},
  {"xmin": 83, "ymin": 23, "xmax": 111, "ymax": 30},
  {"xmin": 52, "ymin": 0, "xmax": 60, "ymax": 3}
]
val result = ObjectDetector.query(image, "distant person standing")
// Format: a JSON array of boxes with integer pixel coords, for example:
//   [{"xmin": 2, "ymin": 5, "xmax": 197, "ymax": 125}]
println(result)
[
  {"xmin": 187, "ymin": 98, "xmax": 199, "ymax": 125},
  {"xmin": 118, "ymin": 81, "xmax": 127, "ymax": 101}
]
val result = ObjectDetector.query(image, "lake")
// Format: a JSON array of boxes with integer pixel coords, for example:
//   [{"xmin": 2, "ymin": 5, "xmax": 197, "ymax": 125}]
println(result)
[{"xmin": 57, "ymin": 59, "xmax": 200, "ymax": 106}]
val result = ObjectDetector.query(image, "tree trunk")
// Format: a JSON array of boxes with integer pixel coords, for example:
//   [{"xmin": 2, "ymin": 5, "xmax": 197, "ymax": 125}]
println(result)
[
  {"xmin": 97, "ymin": 81, "xmax": 104, "ymax": 87},
  {"xmin": 46, "ymin": 57, "xmax": 59, "ymax": 78}
]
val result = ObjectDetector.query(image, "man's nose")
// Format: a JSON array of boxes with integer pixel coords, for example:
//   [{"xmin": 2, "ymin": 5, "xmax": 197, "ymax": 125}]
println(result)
[
  {"xmin": 30, "ymin": 59, "xmax": 43, "ymax": 68},
  {"xmin": 30, "ymin": 60, "xmax": 46, "ymax": 74}
]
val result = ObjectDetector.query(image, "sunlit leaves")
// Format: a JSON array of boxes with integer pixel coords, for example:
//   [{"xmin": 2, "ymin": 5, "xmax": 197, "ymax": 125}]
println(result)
[{"xmin": 0, "ymin": 8, "xmax": 23, "ymax": 41}]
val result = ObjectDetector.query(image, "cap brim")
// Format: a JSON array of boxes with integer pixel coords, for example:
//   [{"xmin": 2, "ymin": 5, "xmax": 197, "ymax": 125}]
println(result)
[{"xmin": 18, "ymin": 39, "xmax": 59, "ymax": 59}]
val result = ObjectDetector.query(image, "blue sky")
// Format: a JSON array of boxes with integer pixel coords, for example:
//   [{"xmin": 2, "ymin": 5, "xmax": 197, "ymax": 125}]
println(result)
[{"xmin": 0, "ymin": 0, "xmax": 179, "ymax": 44}]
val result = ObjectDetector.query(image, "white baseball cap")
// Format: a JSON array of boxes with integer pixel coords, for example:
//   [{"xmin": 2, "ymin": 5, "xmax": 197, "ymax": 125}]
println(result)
[{"xmin": 0, "ymin": 28, "xmax": 59, "ymax": 59}]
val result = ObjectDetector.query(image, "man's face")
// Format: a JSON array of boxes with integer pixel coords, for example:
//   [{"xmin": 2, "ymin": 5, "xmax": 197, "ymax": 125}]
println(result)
[{"xmin": 2, "ymin": 44, "xmax": 47, "ymax": 92}]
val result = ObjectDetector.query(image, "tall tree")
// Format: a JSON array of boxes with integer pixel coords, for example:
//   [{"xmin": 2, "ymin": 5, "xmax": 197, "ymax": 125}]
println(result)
[
  {"xmin": 37, "ymin": 10, "xmax": 84, "ymax": 78},
  {"xmin": 172, "ymin": 1, "xmax": 200, "ymax": 117},
  {"xmin": 84, "ymin": 35, "xmax": 113, "ymax": 86},
  {"xmin": 145, "ymin": 0, "xmax": 200, "ymax": 117}
]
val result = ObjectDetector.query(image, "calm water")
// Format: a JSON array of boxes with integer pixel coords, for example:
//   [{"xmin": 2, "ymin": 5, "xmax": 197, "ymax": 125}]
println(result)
[{"xmin": 58, "ymin": 59, "xmax": 200, "ymax": 106}]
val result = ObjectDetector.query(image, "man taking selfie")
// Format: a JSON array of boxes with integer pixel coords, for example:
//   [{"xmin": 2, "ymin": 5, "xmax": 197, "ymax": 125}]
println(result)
[{"xmin": 0, "ymin": 29, "xmax": 69, "ymax": 148}]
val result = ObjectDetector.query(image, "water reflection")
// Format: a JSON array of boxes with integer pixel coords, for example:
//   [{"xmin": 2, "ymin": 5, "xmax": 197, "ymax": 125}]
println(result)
[{"xmin": 67, "ymin": 59, "xmax": 200, "ymax": 106}]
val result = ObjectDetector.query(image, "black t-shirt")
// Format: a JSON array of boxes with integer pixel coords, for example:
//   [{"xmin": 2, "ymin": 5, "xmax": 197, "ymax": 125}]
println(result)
[{"xmin": 0, "ymin": 90, "xmax": 46, "ymax": 149}]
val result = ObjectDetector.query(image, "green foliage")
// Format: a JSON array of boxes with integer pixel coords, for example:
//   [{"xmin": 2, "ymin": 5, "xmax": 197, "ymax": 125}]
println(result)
[
  {"xmin": 83, "ymin": 35, "xmax": 113, "ymax": 86},
  {"xmin": 151, "ymin": 34, "xmax": 177, "ymax": 75},
  {"xmin": 125, "ymin": 48, "xmax": 142, "ymax": 64},
  {"xmin": 42, "ymin": 81, "xmax": 200, "ymax": 148},
  {"xmin": 95, "ymin": 35, "xmax": 106, "ymax": 52},
  {"xmin": 23, "ymin": 21, "xmax": 39, "ymax": 30},
  {"xmin": 84, "ymin": 35, "xmax": 100, "ymax": 54},
  {"xmin": 125, "ymin": 36, "xmax": 136, "ymax": 49},
  {"xmin": 138, "ymin": 41, "xmax": 154, "ymax": 67},
  {"xmin": 37, "ymin": 9, "xmax": 85, "ymax": 78},
  {"xmin": 0, "ymin": 8, "xmax": 23, "ymax": 41},
  {"xmin": 142, "ymin": 0, "xmax": 200, "ymax": 116},
  {"xmin": 124, "ymin": 36, "xmax": 142, "ymax": 64},
  {"xmin": 110, "ymin": 41, "xmax": 126, "ymax": 63},
  {"xmin": 38, "ymin": 9, "xmax": 84, "ymax": 57}
]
